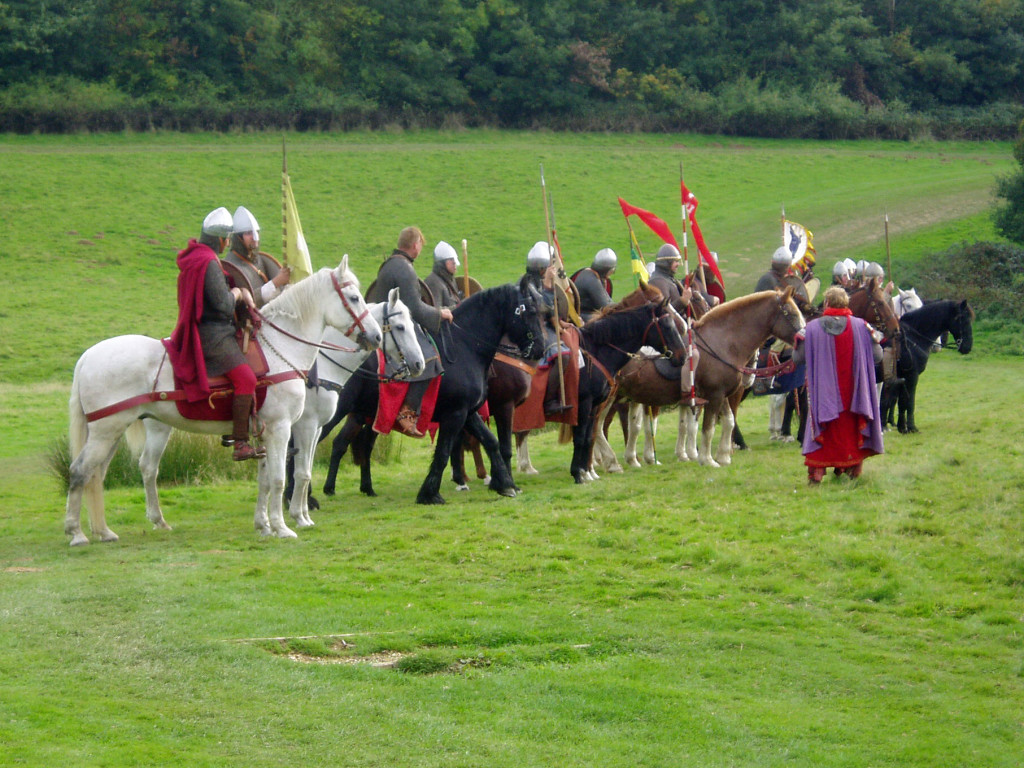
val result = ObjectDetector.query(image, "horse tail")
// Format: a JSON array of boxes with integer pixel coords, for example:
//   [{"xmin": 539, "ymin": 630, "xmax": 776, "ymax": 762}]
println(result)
[
  {"xmin": 68, "ymin": 370, "xmax": 105, "ymax": 535},
  {"xmin": 124, "ymin": 420, "xmax": 147, "ymax": 460},
  {"xmin": 558, "ymin": 422, "xmax": 573, "ymax": 445}
]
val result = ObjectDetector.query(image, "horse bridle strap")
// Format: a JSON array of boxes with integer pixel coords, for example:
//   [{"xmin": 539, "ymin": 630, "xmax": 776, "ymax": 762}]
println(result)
[
  {"xmin": 255, "ymin": 312, "xmax": 361, "ymax": 353},
  {"xmin": 84, "ymin": 371, "xmax": 306, "ymax": 422},
  {"xmin": 330, "ymin": 271, "xmax": 371, "ymax": 338}
]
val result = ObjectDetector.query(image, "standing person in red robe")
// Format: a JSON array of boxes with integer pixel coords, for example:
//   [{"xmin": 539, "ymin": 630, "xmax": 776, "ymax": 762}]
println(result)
[
  {"xmin": 163, "ymin": 207, "xmax": 264, "ymax": 461},
  {"xmin": 794, "ymin": 286, "xmax": 885, "ymax": 483}
]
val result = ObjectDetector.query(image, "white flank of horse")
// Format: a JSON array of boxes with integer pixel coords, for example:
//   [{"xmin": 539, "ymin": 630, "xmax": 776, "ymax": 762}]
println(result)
[
  {"xmin": 288, "ymin": 288, "xmax": 424, "ymax": 528},
  {"xmin": 65, "ymin": 257, "xmax": 382, "ymax": 546}
]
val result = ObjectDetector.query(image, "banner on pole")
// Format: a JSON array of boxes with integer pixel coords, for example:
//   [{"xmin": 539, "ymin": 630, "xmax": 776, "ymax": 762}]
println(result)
[{"xmin": 282, "ymin": 166, "xmax": 314, "ymax": 283}]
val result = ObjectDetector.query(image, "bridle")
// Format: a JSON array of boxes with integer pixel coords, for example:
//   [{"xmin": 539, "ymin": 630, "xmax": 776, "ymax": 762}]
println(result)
[
  {"xmin": 330, "ymin": 271, "xmax": 371, "ymax": 342},
  {"xmin": 851, "ymin": 286, "xmax": 900, "ymax": 339}
]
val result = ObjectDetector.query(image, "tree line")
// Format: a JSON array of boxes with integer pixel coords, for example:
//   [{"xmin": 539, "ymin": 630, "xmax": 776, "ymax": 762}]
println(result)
[{"xmin": 2, "ymin": 0, "xmax": 1024, "ymax": 137}]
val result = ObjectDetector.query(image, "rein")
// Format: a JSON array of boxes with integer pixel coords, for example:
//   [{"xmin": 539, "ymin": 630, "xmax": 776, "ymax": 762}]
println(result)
[{"xmin": 691, "ymin": 296, "xmax": 801, "ymax": 377}]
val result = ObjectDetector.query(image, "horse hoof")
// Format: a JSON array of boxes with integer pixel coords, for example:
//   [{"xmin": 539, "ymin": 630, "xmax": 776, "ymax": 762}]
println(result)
[
  {"xmin": 454, "ymin": 484, "xmax": 470, "ymax": 492},
  {"xmin": 274, "ymin": 527, "xmax": 299, "ymax": 539},
  {"xmin": 308, "ymin": 497, "xmax": 320, "ymax": 511},
  {"xmin": 322, "ymin": 486, "xmax": 335, "ymax": 496},
  {"xmin": 361, "ymin": 488, "xmax": 377, "ymax": 497},
  {"xmin": 626, "ymin": 459, "xmax": 641, "ymax": 469},
  {"xmin": 496, "ymin": 487, "xmax": 517, "ymax": 498},
  {"xmin": 151, "ymin": 520, "xmax": 172, "ymax": 531},
  {"xmin": 483, "ymin": 475, "xmax": 492, "ymax": 486},
  {"xmin": 608, "ymin": 465, "xmax": 624, "ymax": 473},
  {"xmin": 520, "ymin": 466, "xmax": 539, "ymax": 476},
  {"xmin": 69, "ymin": 533, "xmax": 90, "ymax": 547},
  {"xmin": 99, "ymin": 529, "xmax": 120, "ymax": 543},
  {"xmin": 416, "ymin": 493, "xmax": 446, "ymax": 505}
]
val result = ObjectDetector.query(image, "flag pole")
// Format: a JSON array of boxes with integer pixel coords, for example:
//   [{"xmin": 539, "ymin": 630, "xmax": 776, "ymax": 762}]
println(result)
[
  {"xmin": 540, "ymin": 164, "xmax": 567, "ymax": 409},
  {"xmin": 461, "ymin": 238, "xmax": 470, "ymax": 298},
  {"xmin": 884, "ymin": 212, "xmax": 893, "ymax": 284},
  {"xmin": 679, "ymin": 162, "xmax": 690, "ymax": 282},
  {"xmin": 281, "ymin": 139, "xmax": 288, "ymax": 268},
  {"xmin": 679, "ymin": 162, "xmax": 699, "ymax": 409}
]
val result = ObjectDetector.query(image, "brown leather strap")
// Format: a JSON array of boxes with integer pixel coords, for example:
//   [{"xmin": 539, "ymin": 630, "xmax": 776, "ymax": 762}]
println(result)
[
  {"xmin": 493, "ymin": 352, "xmax": 537, "ymax": 376},
  {"xmin": 84, "ymin": 370, "xmax": 306, "ymax": 422}
]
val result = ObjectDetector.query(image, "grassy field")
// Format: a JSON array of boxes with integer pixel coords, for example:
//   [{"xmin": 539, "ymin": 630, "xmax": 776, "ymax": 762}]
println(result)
[{"xmin": 0, "ymin": 131, "xmax": 1021, "ymax": 767}]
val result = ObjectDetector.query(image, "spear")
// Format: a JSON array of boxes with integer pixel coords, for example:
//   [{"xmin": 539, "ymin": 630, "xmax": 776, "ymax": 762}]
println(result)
[
  {"xmin": 540, "ymin": 165, "xmax": 568, "ymax": 410},
  {"xmin": 461, "ymin": 238, "xmax": 470, "ymax": 298},
  {"xmin": 884, "ymin": 212, "xmax": 893, "ymax": 284},
  {"xmin": 679, "ymin": 162, "xmax": 699, "ymax": 409}
]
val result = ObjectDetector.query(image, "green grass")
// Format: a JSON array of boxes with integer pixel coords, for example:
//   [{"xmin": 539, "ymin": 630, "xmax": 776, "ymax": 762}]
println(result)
[{"xmin": 0, "ymin": 131, "xmax": 1021, "ymax": 767}]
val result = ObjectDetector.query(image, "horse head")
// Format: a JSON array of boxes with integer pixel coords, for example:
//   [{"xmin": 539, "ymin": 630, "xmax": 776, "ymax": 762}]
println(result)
[
  {"xmin": 771, "ymin": 286, "xmax": 806, "ymax": 345},
  {"xmin": 328, "ymin": 255, "xmax": 383, "ymax": 351},
  {"xmin": 949, "ymin": 299, "xmax": 974, "ymax": 354},
  {"xmin": 894, "ymin": 287, "xmax": 922, "ymax": 317},
  {"xmin": 646, "ymin": 301, "xmax": 688, "ymax": 365},
  {"xmin": 515, "ymin": 276, "xmax": 547, "ymax": 361},
  {"xmin": 382, "ymin": 287, "xmax": 426, "ymax": 378}
]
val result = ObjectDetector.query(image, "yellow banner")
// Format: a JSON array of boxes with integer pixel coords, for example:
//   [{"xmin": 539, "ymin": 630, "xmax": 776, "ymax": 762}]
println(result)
[{"xmin": 282, "ymin": 171, "xmax": 314, "ymax": 283}]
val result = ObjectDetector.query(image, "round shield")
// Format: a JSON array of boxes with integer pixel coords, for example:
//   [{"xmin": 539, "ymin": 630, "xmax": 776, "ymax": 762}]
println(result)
[
  {"xmin": 554, "ymin": 280, "xmax": 581, "ymax": 324},
  {"xmin": 782, "ymin": 274, "xmax": 810, "ymax": 306},
  {"xmin": 803, "ymin": 276, "xmax": 821, "ymax": 304},
  {"xmin": 458, "ymin": 275, "xmax": 483, "ymax": 297}
]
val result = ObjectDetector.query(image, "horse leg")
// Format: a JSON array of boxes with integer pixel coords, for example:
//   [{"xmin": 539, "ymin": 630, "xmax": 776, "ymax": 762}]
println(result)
[
  {"xmin": 683, "ymin": 406, "xmax": 700, "ymax": 461},
  {"xmin": 516, "ymin": 431, "xmax": 538, "ymax": 475},
  {"xmin": 450, "ymin": 433, "xmax": 471, "ymax": 491},
  {"xmin": 569, "ymin": 398, "xmax": 595, "ymax": 484},
  {"xmin": 623, "ymin": 402, "xmax": 642, "ymax": 468},
  {"xmin": 495, "ymin": 402, "xmax": 515, "ymax": 488},
  {"xmin": 592, "ymin": 400, "xmax": 623, "ymax": 472},
  {"xmin": 256, "ymin": 424, "xmax": 298, "ymax": 539},
  {"xmin": 322, "ymin": 414, "xmax": 362, "ymax": 496},
  {"xmin": 464, "ymin": 412, "xmax": 516, "ymax": 497},
  {"xmin": 714, "ymin": 400, "xmax": 736, "ymax": 466},
  {"xmin": 65, "ymin": 428, "xmax": 122, "ymax": 546},
  {"xmin": 416, "ymin": 412, "xmax": 467, "ymax": 504},
  {"xmin": 698, "ymin": 399, "xmax": 722, "ymax": 467},
  {"xmin": 905, "ymin": 373, "xmax": 920, "ymax": 433},
  {"xmin": 288, "ymin": 412, "xmax": 319, "ymax": 528},
  {"xmin": 642, "ymin": 407, "xmax": 659, "ymax": 465},
  {"xmin": 352, "ymin": 425, "xmax": 378, "ymax": 497},
  {"xmin": 137, "ymin": 420, "xmax": 172, "ymax": 530}
]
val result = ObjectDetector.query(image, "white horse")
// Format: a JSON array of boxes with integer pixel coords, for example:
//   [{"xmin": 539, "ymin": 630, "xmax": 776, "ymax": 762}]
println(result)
[
  {"xmin": 892, "ymin": 287, "xmax": 923, "ymax": 318},
  {"xmin": 64, "ymin": 257, "xmax": 382, "ymax": 546},
  {"xmin": 287, "ymin": 288, "xmax": 424, "ymax": 528}
]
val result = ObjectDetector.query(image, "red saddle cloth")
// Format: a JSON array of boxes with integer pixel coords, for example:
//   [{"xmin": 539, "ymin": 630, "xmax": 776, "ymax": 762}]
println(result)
[
  {"xmin": 512, "ymin": 327, "xmax": 581, "ymax": 432},
  {"xmin": 172, "ymin": 337, "xmax": 271, "ymax": 421},
  {"xmin": 373, "ymin": 350, "xmax": 443, "ymax": 438}
]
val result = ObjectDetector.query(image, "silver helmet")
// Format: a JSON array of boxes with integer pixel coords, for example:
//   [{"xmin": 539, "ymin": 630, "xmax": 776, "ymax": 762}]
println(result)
[
  {"xmin": 434, "ymin": 240, "xmax": 460, "ymax": 267},
  {"xmin": 592, "ymin": 247, "xmax": 617, "ymax": 271},
  {"xmin": 201, "ymin": 207, "xmax": 234, "ymax": 238},
  {"xmin": 655, "ymin": 243, "xmax": 681, "ymax": 262},
  {"xmin": 232, "ymin": 206, "xmax": 260, "ymax": 235},
  {"xmin": 843, "ymin": 257, "xmax": 857, "ymax": 276},
  {"xmin": 832, "ymin": 260, "xmax": 848, "ymax": 278},
  {"xmin": 771, "ymin": 246, "xmax": 792, "ymax": 267},
  {"xmin": 864, "ymin": 261, "xmax": 884, "ymax": 279},
  {"xmin": 854, "ymin": 259, "xmax": 867, "ymax": 279},
  {"xmin": 527, "ymin": 241, "xmax": 553, "ymax": 270}
]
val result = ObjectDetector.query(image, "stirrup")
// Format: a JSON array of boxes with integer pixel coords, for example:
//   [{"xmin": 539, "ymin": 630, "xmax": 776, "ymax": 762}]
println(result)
[{"xmin": 232, "ymin": 440, "xmax": 266, "ymax": 461}]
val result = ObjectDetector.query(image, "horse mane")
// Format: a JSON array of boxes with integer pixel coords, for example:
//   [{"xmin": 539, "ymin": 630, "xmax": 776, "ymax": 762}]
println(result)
[
  {"xmin": 589, "ymin": 284, "xmax": 663, "ymax": 322},
  {"xmin": 455, "ymin": 282, "xmax": 515, "ymax": 318},
  {"xmin": 582, "ymin": 302, "xmax": 652, "ymax": 345},
  {"xmin": 692, "ymin": 290, "xmax": 775, "ymax": 329},
  {"xmin": 261, "ymin": 267, "xmax": 357, "ymax": 322}
]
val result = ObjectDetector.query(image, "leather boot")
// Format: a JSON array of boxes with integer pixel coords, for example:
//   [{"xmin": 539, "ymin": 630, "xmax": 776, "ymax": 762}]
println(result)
[
  {"xmin": 231, "ymin": 394, "xmax": 265, "ymax": 461},
  {"xmin": 394, "ymin": 405, "xmax": 424, "ymax": 437}
]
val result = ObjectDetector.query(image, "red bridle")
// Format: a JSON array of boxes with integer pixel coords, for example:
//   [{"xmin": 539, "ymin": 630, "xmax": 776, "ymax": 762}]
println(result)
[{"xmin": 331, "ymin": 271, "xmax": 370, "ymax": 339}]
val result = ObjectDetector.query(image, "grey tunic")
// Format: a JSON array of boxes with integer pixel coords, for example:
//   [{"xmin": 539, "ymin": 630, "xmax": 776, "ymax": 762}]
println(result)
[
  {"xmin": 573, "ymin": 267, "xmax": 613, "ymax": 322},
  {"xmin": 424, "ymin": 262, "xmax": 463, "ymax": 309},
  {"xmin": 649, "ymin": 264, "xmax": 686, "ymax": 308},
  {"xmin": 199, "ymin": 261, "xmax": 246, "ymax": 377},
  {"xmin": 754, "ymin": 268, "xmax": 787, "ymax": 293},
  {"xmin": 367, "ymin": 251, "xmax": 443, "ymax": 335}
]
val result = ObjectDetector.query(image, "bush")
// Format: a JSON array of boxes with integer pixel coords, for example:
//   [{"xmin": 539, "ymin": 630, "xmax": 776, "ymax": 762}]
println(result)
[{"xmin": 900, "ymin": 240, "xmax": 1024, "ymax": 324}]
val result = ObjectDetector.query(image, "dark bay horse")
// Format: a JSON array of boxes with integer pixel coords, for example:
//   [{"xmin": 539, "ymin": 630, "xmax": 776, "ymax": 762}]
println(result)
[
  {"xmin": 881, "ymin": 299, "xmax": 973, "ymax": 433},
  {"xmin": 319, "ymin": 278, "xmax": 546, "ymax": 504},
  {"xmin": 514, "ymin": 300, "xmax": 687, "ymax": 483}
]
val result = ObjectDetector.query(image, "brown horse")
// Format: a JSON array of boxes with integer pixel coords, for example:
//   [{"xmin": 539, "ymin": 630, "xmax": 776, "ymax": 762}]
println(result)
[{"xmin": 594, "ymin": 288, "xmax": 805, "ymax": 468}]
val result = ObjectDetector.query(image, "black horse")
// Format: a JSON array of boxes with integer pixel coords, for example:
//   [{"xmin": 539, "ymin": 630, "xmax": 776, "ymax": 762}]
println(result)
[
  {"xmin": 569, "ymin": 301, "xmax": 687, "ymax": 483},
  {"xmin": 881, "ymin": 299, "xmax": 974, "ymax": 433},
  {"xmin": 319, "ymin": 278, "xmax": 546, "ymax": 504}
]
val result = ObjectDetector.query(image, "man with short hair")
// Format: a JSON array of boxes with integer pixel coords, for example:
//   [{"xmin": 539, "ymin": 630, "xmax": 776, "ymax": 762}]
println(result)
[
  {"xmin": 164, "ymin": 207, "xmax": 264, "ymax": 460},
  {"xmin": 366, "ymin": 226, "xmax": 451, "ymax": 436}
]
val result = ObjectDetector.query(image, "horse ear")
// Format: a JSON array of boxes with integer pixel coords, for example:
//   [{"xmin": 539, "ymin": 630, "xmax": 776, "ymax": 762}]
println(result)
[
  {"xmin": 782, "ymin": 285, "xmax": 794, "ymax": 301},
  {"xmin": 388, "ymin": 286, "xmax": 400, "ymax": 307},
  {"xmin": 338, "ymin": 253, "xmax": 349, "ymax": 274}
]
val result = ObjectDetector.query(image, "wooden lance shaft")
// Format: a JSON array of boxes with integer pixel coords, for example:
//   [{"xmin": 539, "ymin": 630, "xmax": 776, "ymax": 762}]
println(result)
[
  {"xmin": 461, "ymin": 239, "xmax": 470, "ymax": 299},
  {"xmin": 541, "ymin": 165, "xmax": 568, "ymax": 408}
]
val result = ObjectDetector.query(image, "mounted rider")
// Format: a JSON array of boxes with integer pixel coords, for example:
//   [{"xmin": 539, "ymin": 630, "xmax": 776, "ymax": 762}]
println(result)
[
  {"xmin": 424, "ymin": 240, "xmax": 464, "ymax": 309},
  {"xmin": 366, "ymin": 226, "xmax": 450, "ymax": 437},
  {"xmin": 164, "ymin": 207, "xmax": 265, "ymax": 461},
  {"xmin": 647, "ymin": 244, "xmax": 693, "ymax": 312},
  {"xmin": 572, "ymin": 247, "xmax": 616, "ymax": 322},
  {"xmin": 222, "ymin": 206, "xmax": 291, "ymax": 308}
]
